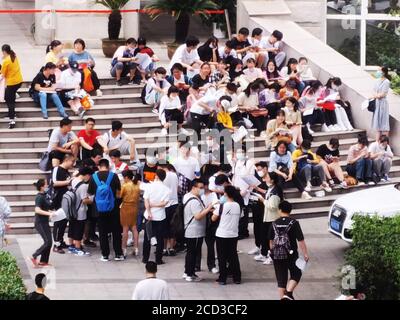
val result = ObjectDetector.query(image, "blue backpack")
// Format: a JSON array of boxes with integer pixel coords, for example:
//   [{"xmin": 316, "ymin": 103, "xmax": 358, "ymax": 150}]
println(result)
[{"xmin": 93, "ymin": 172, "xmax": 115, "ymax": 213}]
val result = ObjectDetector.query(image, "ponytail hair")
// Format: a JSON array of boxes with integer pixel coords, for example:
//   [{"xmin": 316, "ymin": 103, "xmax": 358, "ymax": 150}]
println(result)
[
  {"xmin": 33, "ymin": 178, "xmax": 46, "ymax": 191},
  {"xmin": 382, "ymin": 66, "xmax": 392, "ymax": 81},
  {"xmin": 2, "ymin": 44, "xmax": 16, "ymax": 62},
  {"xmin": 46, "ymin": 40, "xmax": 62, "ymax": 54}
]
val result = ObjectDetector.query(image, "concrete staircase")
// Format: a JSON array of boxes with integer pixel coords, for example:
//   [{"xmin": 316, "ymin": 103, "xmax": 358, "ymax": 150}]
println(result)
[{"xmin": 2, "ymin": 78, "xmax": 400, "ymax": 234}]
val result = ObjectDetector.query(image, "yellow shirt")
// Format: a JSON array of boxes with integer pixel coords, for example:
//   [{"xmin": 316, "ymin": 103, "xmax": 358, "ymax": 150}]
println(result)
[
  {"xmin": 292, "ymin": 149, "xmax": 319, "ymax": 173},
  {"xmin": 1, "ymin": 56, "xmax": 23, "ymax": 86},
  {"xmin": 120, "ymin": 181, "xmax": 141, "ymax": 204},
  {"xmin": 217, "ymin": 111, "xmax": 233, "ymax": 129},
  {"xmin": 45, "ymin": 51, "xmax": 69, "ymax": 65}
]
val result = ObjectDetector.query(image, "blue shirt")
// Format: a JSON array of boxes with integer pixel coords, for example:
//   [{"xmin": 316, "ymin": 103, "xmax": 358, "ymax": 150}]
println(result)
[
  {"xmin": 68, "ymin": 51, "xmax": 95, "ymax": 67},
  {"xmin": 268, "ymin": 151, "xmax": 293, "ymax": 172}
]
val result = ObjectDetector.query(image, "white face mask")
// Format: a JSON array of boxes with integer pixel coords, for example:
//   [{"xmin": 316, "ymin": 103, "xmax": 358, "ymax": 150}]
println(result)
[
  {"xmin": 156, "ymin": 75, "xmax": 164, "ymax": 81},
  {"xmin": 209, "ymin": 44, "xmax": 216, "ymax": 49},
  {"xmin": 237, "ymin": 153, "xmax": 246, "ymax": 161},
  {"xmin": 257, "ymin": 170, "xmax": 265, "ymax": 178},
  {"xmin": 146, "ymin": 156, "xmax": 157, "ymax": 165},
  {"xmin": 235, "ymin": 68, "xmax": 241, "ymax": 73}
]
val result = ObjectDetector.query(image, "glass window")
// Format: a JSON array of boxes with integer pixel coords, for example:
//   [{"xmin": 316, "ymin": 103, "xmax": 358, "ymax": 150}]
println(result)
[
  {"xmin": 366, "ymin": 20, "xmax": 400, "ymax": 69},
  {"xmin": 368, "ymin": 0, "xmax": 400, "ymax": 14},
  {"xmin": 327, "ymin": 19, "xmax": 361, "ymax": 64},
  {"xmin": 327, "ymin": 0, "xmax": 362, "ymax": 15}
]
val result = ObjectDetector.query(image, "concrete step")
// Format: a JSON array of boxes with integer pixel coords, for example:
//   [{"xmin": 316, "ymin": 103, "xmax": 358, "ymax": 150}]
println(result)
[
  {"xmin": 20, "ymin": 77, "xmax": 121, "ymax": 88},
  {"xmin": 15, "ymin": 83, "xmax": 144, "ymax": 98}
]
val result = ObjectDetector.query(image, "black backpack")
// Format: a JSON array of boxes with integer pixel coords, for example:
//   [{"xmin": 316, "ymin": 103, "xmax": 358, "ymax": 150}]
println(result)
[
  {"xmin": 271, "ymin": 220, "xmax": 295, "ymax": 260},
  {"xmin": 170, "ymin": 197, "xmax": 197, "ymax": 239}
]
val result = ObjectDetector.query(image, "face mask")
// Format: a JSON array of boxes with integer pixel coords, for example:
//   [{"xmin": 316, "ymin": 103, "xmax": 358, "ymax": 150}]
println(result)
[
  {"xmin": 209, "ymin": 44, "xmax": 216, "ymax": 49},
  {"xmin": 147, "ymin": 156, "xmax": 157, "ymax": 165},
  {"xmin": 199, "ymin": 189, "xmax": 205, "ymax": 197},
  {"xmin": 206, "ymin": 140, "xmax": 214, "ymax": 148},
  {"xmin": 257, "ymin": 170, "xmax": 265, "ymax": 178},
  {"xmin": 332, "ymin": 84, "xmax": 339, "ymax": 90},
  {"xmin": 219, "ymin": 195, "xmax": 227, "ymax": 204},
  {"xmin": 156, "ymin": 75, "xmax": 164, "ymax": 81},
  {"xmin": 44, "ymin": 187, "xmax": 49, "ymax": 193},
  {"xmin": 375, "ymin": 71, "xmax": 383, "ymax": 78},
  {"xmin": 237, "ymin": 153, "xmax": 246, "ymax": 161},
  {"xmin": 235, "ymin": 68, "xmax": 241, "ymax": 73}
]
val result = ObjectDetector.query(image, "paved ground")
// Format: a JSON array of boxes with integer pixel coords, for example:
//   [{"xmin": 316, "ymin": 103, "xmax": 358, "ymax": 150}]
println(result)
[{"xmin": 4, "ymin": 217, "xmax": 348, "ymax": 300}]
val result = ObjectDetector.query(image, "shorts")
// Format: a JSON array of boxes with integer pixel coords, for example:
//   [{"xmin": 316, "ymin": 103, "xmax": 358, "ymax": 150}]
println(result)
[
  {"xmin": 68, "ymin": 219, "xmax": 86, "ymax": 241},
  {"xmin": 273, "ymin": 253, "xmax": 302, "ymax": 288},
  {"xmin": 110, "ymin": 61, "xmax": 137, "ymax": 78},
  {"xmin": 164, "ymin": 204, "xmax": 178, "ymax": 239},
  {"xmin": 165, "ymin": 109, "xmax": 184, "ymax": 124},
  {"xmin": 49, "ymin": 150, "xmax": 67, "ymax": 163}
]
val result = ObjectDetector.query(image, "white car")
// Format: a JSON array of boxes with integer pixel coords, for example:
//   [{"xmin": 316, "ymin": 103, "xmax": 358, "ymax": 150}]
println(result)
[{"xmin": 328, "ymin": 183, "xmax": 400, "ymax": 242}]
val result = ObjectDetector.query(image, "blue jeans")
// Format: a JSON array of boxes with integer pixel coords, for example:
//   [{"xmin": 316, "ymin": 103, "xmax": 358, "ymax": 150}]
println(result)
[
  {"xmin": 33, "ymin": 91, "xmax": 68, "ymax": 118},
  {"xmin": 346, "ymin": 158, "xmax": 373, "ymax": 182}
]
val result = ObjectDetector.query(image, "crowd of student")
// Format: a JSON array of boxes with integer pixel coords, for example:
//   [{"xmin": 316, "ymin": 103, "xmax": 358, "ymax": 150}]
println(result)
[{"xmin": 0, "ymin": 25, "xmax": 395, "ymax": 300}]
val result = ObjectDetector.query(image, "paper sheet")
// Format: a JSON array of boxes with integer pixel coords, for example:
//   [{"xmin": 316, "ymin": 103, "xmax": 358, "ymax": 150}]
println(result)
[
  {"xmin": 241, "ymin": 175, "xmax": 261, "ymax": 187},
  {"xmin": 134, "ymin": 53, "xmax": 152, "ymax": 70},
  {"xmin": 303, "ymin": 107, "xmax": 314, "ymax": 116}
]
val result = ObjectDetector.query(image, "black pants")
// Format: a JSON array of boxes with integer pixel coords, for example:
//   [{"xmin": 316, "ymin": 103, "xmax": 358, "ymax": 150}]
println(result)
[
  {"xmin": 185, "ymin": 237, "xmax": 204, "ymax": 276},
  {"xmin": 265, "ymin": 102, "xmax": 282, "ymax": 120},
  {"xmin": 53, "ymin": 218, "xmax": 68, "ymax": 245},
  {"xmin": 261, "ymin": 222, "xmax": 272, "ymax": 257},
  {"xmin": 250, "ymin": 201, "xmax": 264, "ymax": 248},
  {"xmin": 190, "ymin": 112, "xmax": 214, "ymax": 138},
  {"xmin": 216, "ymin": 237, "xmax": 241, "ymax": 283},
  {"xmin": 302, "ymin": 108, "xmax": 326, "ymax": 125},
  {"xmin": 238, "ymin": 207, "xmax": 249, "ymax": 239},
  {"xmin": 249, "ymin": 115, "xmax": 267, "ymax": 135},
  {"xmin": 324, "ymin": 109, "xmax": 337, "ymax": 126},
  {"xmin": 196, "ymin": 224, "xmax": 217, "ymax": 271},
  {"xmin": 143, "ymin": 219, "xmax": 165, "ymax": 263},
  {"xmin": 98, "ymin": 212, "xmax": 123, "ymax": 257},
  {"xmin": 4, "ymin": 83, "xmax": 21, "ymax": 120},
  {"xmin": 33, "ymin": 220, "xmax": 52, "ymax": 263},
  {"xmin": 273, "ymin": 253, "xmax": 302, "ymax": 288}
]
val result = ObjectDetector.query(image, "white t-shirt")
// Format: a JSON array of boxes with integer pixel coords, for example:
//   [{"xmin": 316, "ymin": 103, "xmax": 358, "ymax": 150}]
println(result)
[
  {"xmin": 174, "ymin": 156, "xmax": 200, "ymax": 181},
  {"xmin": 243, "ymin": 67, "xmax": 264, "ymax": 82},
  {"xmin": 132, "ymin": 278, "xmax": 169, "ymax": 300},
  {"xmin": 112, "ymin": 45, "xmax": 132, "ymax": 60},
  {"xmin": 163, "ymin": 171, "xmax": 179, "ymax": 207},
  {"xmin": 48, "ymin": 128, "xmax": 77, "ymax": 152},
  {"xmin": 202, "ymin": 192, "xmax": 218, "ymax": 207},
  {"xmin": 143, "ymin": 181, "xmax": 170, "ymax": 221},
  {"xmin": 189, "ymin": 93, "xmax": 218, "ymax": 115},
  {"xmin": 218, "ymin": 47, "xmax": 237, "ymax": 60},
  {"xmin": 145, "ymin": 78, "xmax": 171, "ymax": 96},
  {"xmin": 368, "ymin": 142, "xmax": 393, "ymax": 160},
  {"xmin": 71, "ymin": 178, "xmax": 89, "ymax": 221},
  {"xmin": 215, "ymin": 201, "xmax": 241, "ymax": 238},
  {"xmin": 169, "ymin": 44, "xmax": 200, "ymax": 71},
  {"xmin": 183, "ymin": 193, "xmax": 206, "ymax": 238},
  {"xmin": 101, "ymin": 130, "xmax": 129, "ymax": 150},
  {"xmin": 59, "ymin": 69, "xmax": 81, "ymax": 89},
  {"xmin": 159, "ymin": 95, "xmax": 181, "ymax": 125}
]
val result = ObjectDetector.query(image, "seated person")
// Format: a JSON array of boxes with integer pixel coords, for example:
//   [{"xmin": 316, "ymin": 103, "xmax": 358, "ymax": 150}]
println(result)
[
  {"xmin": 144, "ymin": 67, "xmax": 170, "ymax": 110},
  {"xmin": 68, "ymin": 38, "xmax": 102, "ymax": 96},
  {"xmin": 210, "ymin": 59, "xmax": 230, "ymax": 88},
  {"xmin": 230, "ymin": 27, "xmax": 252, "ymax": 59},
  {"xmin": 218, "ymin": 40, "xmax": 237, "ymax": 66},
  {"xmin": 191, "ymin": 62, "xmax": 212, "ymax": 92},
  {"xmin": 111, "ymin": 38, "xmax": 139, "ymax": 86},
  {"xmin": 282, "ymin": 97, "xmax": 303, "ymax": 146},
  {"xmin": 77, "ymin": 117, "xmax": 101, "ymax": 160},
  {"xmin": 228, "ymin": 58, "xmax": 244, "ymax": 84},
  {"xmin": 45, "ymin": 40, "xmax": 69, "ymax": 80},
  {"xmin": 134, "ymin": 36, "xmax": 160, "ymax": 83},
  {"xmin": 279, "ymin": 58, "xmax": 305, "ymax": 94},
  {"xmin": 158, "ymin": 86, "xmax": 188, "ymax": 136},
  {"xmin": 259, "ymin": 29, "xmax": 286, "ymax": 69},
  {"xmin": 97, "ymin": 120, "xmax": 139, "ymax": 166},
  {"xmin": 218, "ymin": 83, "xmax": 245, "ymax": 128},
  {"xmin": 239, "ymin": 58, "xmax": 264, "ymax": 88},
  {"xmin": 197, "ymin": 36, "xmax": 220, "ymax": 64},
  {"xmin": 368, "ymin": 135, "xmax": 393, "ymax": 182},
  {"xmin": 259, "ymin": 82, "xmax": 281, "ymax": 120},
  {"xmin": 47, "ymin": 118, "xmax": 79, "ymax": 167},
  {"xmin": 268, "ymin": 141, "xmax": 294, "ymax": 187},
  {"xmin": 30, "ymin": 62, "xmax": 68, "ymax": 119},
  {"xmin": 292, "ymin": 140, "xmax": 332, "ymax": 195},
  {"xmin": 265, "ymin": 109, "xmax": 296, "ymax": 152},
  {"xmin": 279, "ymin": 79, "xmax": 300, "ymax": 101},
  {"xmin": 316, "ymin": 138, "xmax": 347, "ymax": 189},
  {"xmin": 297, "ymin": 57, "xmax": 316, "ymax": 86},
  {"xmin": 216, "ymin": 96, "xmax": 234, "ymax": 131},
  {"xmin": 110, "ymin": 149, "xmax": 129, "ymax": 181},
  {"xmin": 168, "ymin": 36, "xmax": 203, "ymax": 73},
  {"xmin": 263, "ymin": 59, "xmax": 285, "ymax": 87},
  {"xmin": 166, "ymin": 63, "xmax": 191, "ymax": 104},
  {"xmin": 246, "ymin": 28, "xmax": 267, "ymax": 68},
  {"xmin": 346, "ymin": 135, "xmax": 374, "ymax": 186}
]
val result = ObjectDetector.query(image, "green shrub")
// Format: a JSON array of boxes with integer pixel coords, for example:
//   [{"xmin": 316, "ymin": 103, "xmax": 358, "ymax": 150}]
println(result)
[
  {"xmin": 342, "ymin": 215, "xmax": 400, "ymax": 300},
  {"xmin": 391, "ymin": 73, "xmax": 400, "ymax": 95},
  {"xmin": 0, "ymin": 250, "xmax": 27, "ymax": 300}
]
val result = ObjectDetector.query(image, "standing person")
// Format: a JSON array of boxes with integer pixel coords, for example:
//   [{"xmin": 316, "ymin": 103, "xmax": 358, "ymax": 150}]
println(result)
[
  {"xmin": 212, "ymin": 185, "xmax": 242, "ymax": 285},
  {"xmin": 183, "ymin": 179, "xmax": 216, "ymax": 282},
  {"xmin": 77, "ymin": 118, "xmax": 101, "ymax": 161},
  {"xmin": 67, "ymin": 167, "xmax": 93, "ymax": 256},
  {"xmin": 371, "ymin": 66, "xmax": 391, "ymax": 141},
  {"xmin": 87, "ymin": 159, "xmax": 124, "ymax": 261},
  {"xmin": 132, "ymin": 261, "xmax": 169, "ymax": 300},
  {"xmin": 269, "ymin": 201, "xmax": 309, "ymax": 300},
  {"xmin": 369, "ymin": 135, "xmax": 393, "ymax": 182},
  {"xmin": 142, "ymin": 169, "xmax": 170, "ymax": 265},
  {"xmin": 346, "ymin": 135, "xmax": 374, "ymax": 186},
  {"xmin": 120, "ymin": 170, "xmax": 141, "ymax": 257},
  {"xmin": 30, "ymin": 179, "xmax": 54, "ymax": 267},
  {"xmin": 26, "ymin": 274, "xmax": 50, "ymax": 300},
  {"xmin": 30, "ymin": 62, "xmax": 69, "ymax": 119},
  {"xmin": 1, "ymin": 44, "xmax": 23, "ymax": 129},
  {"xmin": 51, "ymin": 154, "xmax": 74, "ymax": 254}
]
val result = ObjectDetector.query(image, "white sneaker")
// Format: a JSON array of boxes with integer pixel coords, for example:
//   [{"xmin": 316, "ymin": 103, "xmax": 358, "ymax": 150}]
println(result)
[
  {"xmin": 15, "ymin": 93, "xmax": 21, "ymax": 99},
  {"xmin": 254, "ymin": 254, "xmax": 267, "ymax": 262},
  {"xmin": 321, "ymin": 183, "xmax": 332, "ymax": 193},
  {"xmin": 357, "ymin": 181, "xmax": 366, "ymax": 186},
  {"xmin": 182, "ymin": 273, "xmax": 188, "ymax": 279},
  {"xmin": 152, "ymin": 108, "xmax": 159, "ymax": 114},
  {"xmin": 134, "ymin": 248, "xmax": 139, "ymax": 256},
  {"xmin": 185, "ymin": 276, "xmax": 202, "ymax": 282},
  {"xmin": 263, "ymin": 256, "xmax": 273, "ymax": 265},
  {"xmin": 211, "ymin": 267, "xmax": 219, "ymax": 274},
  {"xmin": 328, "ymin": 179, "xmax": 335, "ymax": 187},
  {"xmin": 100, "ymin": 256, "xmax": 109, "ymax": 262},
  {"xmin": 179, "ymin": 128, "xmax": 190, "ymax": 135},
  {"xmin": 333, "ymin": 124, "xmax": 343, "ymax": 131},
  {"xmin": 96, "ymin": 89, "xmax": 103, "ymax": 97},
  {"xmin": 301, "ymin": 191, "xmax": 312, "ymax": 200},
  {"xmin": 260, "ymin": 131, "xmax": 267, "ymax": 138},
  {"xmin": 367, "ymin": 180, "xmax": 375, "ymax": 186},
  {"xmin": 328, "ymin": 125, "xmax": 335, "ymax": 131},
  {"xmin": 306, "ymin": 123, "xmax": 314, "ymax": 134},
  {"xmin": 161, "ymin": 128, "xmax": 168, "ymax": 136},
  {"xmin": 340, "ymin": 181, "xmax": 348, "ymax": 189},
  {"xmin": 127, "ymin": 239, "xmax": 134, "ymax": 247},
  {"xmin": 247, "ymin": 247, "xmax": 260, "ymax": 255},
  {"xmin": 304, "ymin": 182, "xmax": 312, "ymax": 192},
  {"xmin": 321, "ymin": 124, "xmax": 330, "ymax": 132}
]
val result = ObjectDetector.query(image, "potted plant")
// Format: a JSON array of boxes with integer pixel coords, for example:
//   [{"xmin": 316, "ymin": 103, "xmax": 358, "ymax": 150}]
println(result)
[
  {"xmin": 202, "ymin": 0, "xmax": 237, "ymax": 39},
  {"xmin": 145, "ymin": 0, "xmax": 218, "ymax": 59},
  {"xmin": 95, "ymin": 0, "xmax": 130, "ymax": 58}
]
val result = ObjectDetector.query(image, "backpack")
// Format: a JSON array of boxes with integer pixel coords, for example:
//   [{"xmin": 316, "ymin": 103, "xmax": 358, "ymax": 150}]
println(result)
[
  {"xmin": 82, "ymin": 67, "xmax": 95, "ymax": 93},
  {"xmin": 170, "ymin": 197, "xmax": 198, "ymax": 239},
  {"xmin": 45, "ymin": 181, "xmax": 57, "ymax": 210},
  {"xmin": 61, "ymin": 181, "xmax": 85, "ymax": 221},
  {"xmin": 92, "ymin": 172, "xmax": 115, "ymax": 213},
  {"xmin": 271, "ymin": 220, "xmax": 295, "ymax": 260}
]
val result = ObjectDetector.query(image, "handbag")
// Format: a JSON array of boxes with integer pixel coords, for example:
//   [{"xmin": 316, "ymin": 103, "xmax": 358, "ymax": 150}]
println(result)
[
  {"xmin": 38, "ymin": 152, "xmax": 51, "ymax": 172},
  {"xmin": 367, "ymin": 99, "xmax": 376, "ymax": 113}
]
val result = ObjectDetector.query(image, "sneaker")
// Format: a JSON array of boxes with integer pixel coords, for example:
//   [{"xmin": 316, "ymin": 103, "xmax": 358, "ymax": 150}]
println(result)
[
  {"xmin": 306, "ymin": 123, "xmax": 314, "ymax": 134},
  {"xmin": 96, "ymin": 89, "xmax": 103, "ymax": 97},
  {"xmin": 75, "ymin": 249, "xmax": 90, "ymax": 256},
  {"xmin": 282, "ymin": 295, "xmax": 294, "ymax": 300},
  {"xmin": 163, "ymin": 249, "xmax": 169, "ymax": 256},
  {"xmin": 247, "ymin": 247, "xmax": 260, "ymax": 255},
  {"xmin": 328, "ymin": 179, "xmax": 335, "ymax": 187},
  {"xmin": 263, "ymin": 256, "xmax": 273, "ymax": 265},
  {"xmin": 116, "ymin": 80, "xmax": 123, "ymax": 86},
  {"xmin": 43, "ymin": 116, "xmax": 49, "ymax": 120},
  {"xmin": 37, "ymin": 262, "xmax": 53, "ymax": 268},
  {"xmin": 53, "ymin": 246, "xmax": 65, "ymax": 254},
  {"xmin": 367, "ymin": 180, "xmax": 376, "ymax": 186},
  {"xmin": 182, "ymin": 273, "xmax": 188, "ymax": 279},
  {"xmin": 357, "ymin": 181, "xmax": 366, "ymax": 186},
  {"xmin": 301, "ymin": 191, "xmax": 312, "ymax": 200},
  {"xmin": 152, "ymin": 108, "xmax": 159, "ymax": 114},
  {"xmin": 114, "ymin": 255, "xmax": 125, "ymax": 261},
  {"xmin": 304, "ymin": 183, "xmax": 312, "ymax": 192},
  {"xmin": 16, "ymin": 93, "xmax": 21, "ymax": 99},
  {"xmin": 185, "ymin": 275, "xmax": 202, "ymax": 282},
  {"xmin": 29, "ymin": 257, "xmax": 39, "ymax": 268},
  {"xmin": 333, "ymin": 124, "xmax": 343, "ymax": 131},
  {"xmin": 133, "ymin": 248, "xmax": 139, "ymax": 256},
  {"xmin": 211, "ymin": 267, "xmax": 219, "ymax": 274},
  {"xmin": 8, "ymin": 121, "xmax": 16, "ymax": 129},
  {"xmin": 254, "ymin": 254, "xmax": 267, "ymax": 262},
  {"xmin": 383, "ymin": 174, "xmax": 391, "ymax": 182},
  {"xmin": 321, "ymin": 124, "xmax": 330, "ymax": 132},
  {"xmin": 340, "ymin": 181, "xmax": 348, "ymax": 189},
  {"xmin": 100, "ymin": 256, "xmax": 109, "ymax": 262},
  {"xmin": 59, "ymin": 242, "xmax": 69, "ymax": 249},
  {"xmin": 83, "ymin": 240, "xmax": 96, "ymax": 248},
  {"xmin": 68, "ymin": 246, "xmax": 77, "ymax": 254},
  {"xmin": 321, "ymin": 183, "xmax": 332, "ymax": 193},
  {"xmin": 79, "ymin": 110, "xmax": 86, "ymax": 119},
  {"xmin": 168, "ymin": 249, "xmax": 176, "ymax": 256},
  {"xmin": 161, "ymin": 128, "xmax": 168, "ymax": 136}
]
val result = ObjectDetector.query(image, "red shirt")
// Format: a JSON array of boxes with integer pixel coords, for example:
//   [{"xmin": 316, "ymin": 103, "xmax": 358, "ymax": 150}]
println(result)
[
  {"xmin": 136, "ymin": 47, "xmax": 154, "ymax": 57},
  {"xmin": 77, "ymin": 129, "xmax": 101, "ymax": 147}
]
